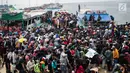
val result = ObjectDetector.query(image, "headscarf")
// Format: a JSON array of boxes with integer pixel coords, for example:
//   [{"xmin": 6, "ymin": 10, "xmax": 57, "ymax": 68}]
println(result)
[{"xmin": 76, "ymin": 65, "xmax": 84, "ymax": 73}]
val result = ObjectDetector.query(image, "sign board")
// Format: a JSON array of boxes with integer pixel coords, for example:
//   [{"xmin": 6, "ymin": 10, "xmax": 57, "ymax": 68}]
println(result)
[{"xmin": 118, "ymin": 3, "xmax": 127, "ymax": 12}]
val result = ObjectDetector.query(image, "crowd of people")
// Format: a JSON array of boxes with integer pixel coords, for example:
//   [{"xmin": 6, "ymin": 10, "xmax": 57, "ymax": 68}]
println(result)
[{"xmin": 0, "ymin": 11, "xmax": 130, "ymax": 73}]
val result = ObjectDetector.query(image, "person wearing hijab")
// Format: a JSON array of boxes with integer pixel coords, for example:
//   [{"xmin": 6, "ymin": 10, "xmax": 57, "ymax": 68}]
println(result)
[{"xmin": 76, "ymin": 65, "xmax": 84, "ymax": 73}]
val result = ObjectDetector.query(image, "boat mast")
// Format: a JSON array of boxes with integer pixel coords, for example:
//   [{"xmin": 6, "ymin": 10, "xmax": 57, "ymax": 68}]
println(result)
[
  {"xmin": 6, "ymin": 0, "xmax": 9, "ymax": 11},
  {"xmin": 78, "ymin": 4, "xmax": 80, "ymax": 12}
]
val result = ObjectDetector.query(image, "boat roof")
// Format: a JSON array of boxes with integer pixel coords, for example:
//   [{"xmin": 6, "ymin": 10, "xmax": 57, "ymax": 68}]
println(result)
[
  {"xmin": 24, "ymin": 10, "xmax": 46, "ymax": 19},
  {"xmin": 80, "ymin": 8, "xmax": 107, "ymax": 14},
  {"xmin": 80, "ymin": 8, "xmax": 92, "ymax": 14}
]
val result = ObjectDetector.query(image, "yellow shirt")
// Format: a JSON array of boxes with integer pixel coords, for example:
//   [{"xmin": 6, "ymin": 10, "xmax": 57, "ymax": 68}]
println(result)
[
  {"xmin": 15, "ymin": 41, "xmax": 20, "ymax": 48},
  {"xmin": 113, "ymin": 48, "xmax": 119, "ymax": 59}
]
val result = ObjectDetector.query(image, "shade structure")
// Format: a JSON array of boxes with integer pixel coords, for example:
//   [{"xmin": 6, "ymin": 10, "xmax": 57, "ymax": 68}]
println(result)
[
  {"xmin": 100, "ymin": 14, "xmax": 111, "ymax": 22},
  {"xmin": 1, "ymin": 12, "xmax": 23, "ymax": 20},
  {"xmin": 78, "ymin": 13, "xmax": 112, "ymax": 22},
  {"xmin": 85, "ymin": 14, "xmax": 111, "ymax": 21}
]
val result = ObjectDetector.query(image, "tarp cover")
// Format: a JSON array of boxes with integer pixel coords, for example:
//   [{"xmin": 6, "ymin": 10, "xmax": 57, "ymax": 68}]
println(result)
[
  {"xmin": 85, "ymin": 48, "xmax": 98, "ymax": 58},
  {"xmin": 2, "ymin": 12, "xmax": 23, "ymax": 20},
  {"xmin": 79, "ymin": 14, "xmax": 111, "ymax": 22}
]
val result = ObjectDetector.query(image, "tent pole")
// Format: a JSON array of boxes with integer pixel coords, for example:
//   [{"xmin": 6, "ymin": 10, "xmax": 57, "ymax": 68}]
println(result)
[
  {"xmin": 31, "ymin": 18, "xmax": 32, "ymax": 24},
  {"xmin": 22, "ymin": 20, "xmax": 24, "ymax": 30},
  {"xmin": 7, "ymin": 20, "xmax": 9, "ymax": 35},
  {"xmin": 27, "ymin": 20, "xmax": 29, "ymax": 30}
]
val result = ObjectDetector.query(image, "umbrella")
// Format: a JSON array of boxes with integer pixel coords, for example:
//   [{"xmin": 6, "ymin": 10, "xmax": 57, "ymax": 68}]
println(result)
[
  {"xmin": 85, "ymin": 48, "xmax": 98, "ymax": 58},
  {"xmin": 18, "ymin": 38, "xmax": 27, "ymax": 43}
]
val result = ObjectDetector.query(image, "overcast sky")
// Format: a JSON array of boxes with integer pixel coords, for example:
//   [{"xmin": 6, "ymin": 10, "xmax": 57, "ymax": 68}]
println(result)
[{"xmin": 0, "ymin": 0, "xmax": 129, "ymax": 8}]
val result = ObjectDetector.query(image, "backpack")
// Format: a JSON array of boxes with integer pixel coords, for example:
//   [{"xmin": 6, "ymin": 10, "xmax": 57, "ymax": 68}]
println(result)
[
  {"xmin": 16, "ymin": 62, "xmax": 20, "ymax": 70},
  {"xmin": 34, "ymin": 63, "xmax": 41, "ymax": 73},
  {"xmin": 52, "ymin": 60, "xmax": 57, "ymax": 69},
  {"xmin": 105, "ymin": 50, "xmax": 112, "ymax": 60}
]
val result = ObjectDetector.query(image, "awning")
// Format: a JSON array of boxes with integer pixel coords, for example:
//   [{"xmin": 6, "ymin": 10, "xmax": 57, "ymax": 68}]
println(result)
[{"xmin": 1, "ymin": 12, "xmax": 23, "ymax": 20}]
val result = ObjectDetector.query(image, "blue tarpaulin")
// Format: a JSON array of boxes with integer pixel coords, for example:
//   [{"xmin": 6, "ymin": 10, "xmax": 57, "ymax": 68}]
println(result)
[
  {"xmin": 100, "ymin": 14, "xmax": 111, "ymax": 22},
  {"xmin": 79, "ymin": 13, "xmax": 111, "ymax": 22},
  {"xmin": 93, "ymin": 14, "xmax": 98, "ymax": 20}
]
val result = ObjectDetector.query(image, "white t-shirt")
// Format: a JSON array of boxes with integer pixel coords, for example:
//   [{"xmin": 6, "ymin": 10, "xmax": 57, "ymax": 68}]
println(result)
[
  {"xmin": 12, "ymin": 52, "xmax": 17, "ymax": 64},
  {"xmin": 7, "ymin": 52, "xmax": 12, "ymax": 61},
  {"xmin": 26, "ymin": 60, "xmax": 35, "ymax": 71}
]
